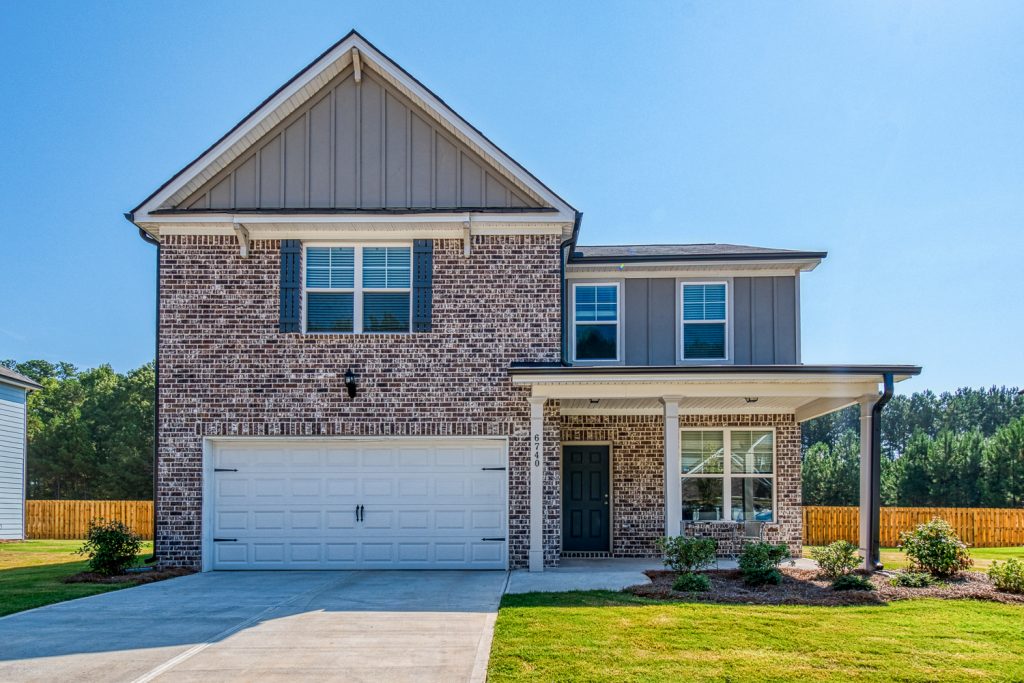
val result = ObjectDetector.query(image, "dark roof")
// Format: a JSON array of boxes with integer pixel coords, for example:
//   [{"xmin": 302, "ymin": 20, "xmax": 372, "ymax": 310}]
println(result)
[
  {"xmin": 509, "ymin": 363, "xmax": 921, "ymax": 379},
  {"xmin": 0, "ymin": 366, "xmax": 42, "ymax": 391},
  {"xmin": 129, "ymin": 30, "xmax": 575, "ymax": 218},
  {"xmin": 569, "ymin": 243, "xmax": 827, "ymax": 264}
]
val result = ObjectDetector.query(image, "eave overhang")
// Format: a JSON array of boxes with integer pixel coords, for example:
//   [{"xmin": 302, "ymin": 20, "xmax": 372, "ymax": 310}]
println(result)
[{"xmin": 509, "ymin": 364, "xmax": 921, "ymax": 422}]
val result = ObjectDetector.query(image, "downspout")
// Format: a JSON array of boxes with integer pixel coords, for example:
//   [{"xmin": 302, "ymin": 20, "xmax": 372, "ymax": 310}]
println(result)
[
  {"xmin": 559, "ymin": 211, "xmax": 582, "ymax": 366},
  {"xmin": 130, "ymin": 215, "xmax": 160, "ymax": 564},
  {"xmin": 868, "ymin": 372, "xmax": 894, "ymax": 570}
]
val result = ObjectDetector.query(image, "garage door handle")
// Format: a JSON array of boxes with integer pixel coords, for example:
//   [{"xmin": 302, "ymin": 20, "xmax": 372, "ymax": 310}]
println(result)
[
  {"xmin": 481, "ymin": 537, "xmax": 506, "ymax": 542},
  {"xmin": 213, "ymin": 538, "xmax": 237, "ymax": 542},
  {"xmin": 214, "ymin": 468, "xmax": 238, "ymax": 472},
  {"xmin": 481, "ymin": 467, "xmax": 506, "ymax": 471}
]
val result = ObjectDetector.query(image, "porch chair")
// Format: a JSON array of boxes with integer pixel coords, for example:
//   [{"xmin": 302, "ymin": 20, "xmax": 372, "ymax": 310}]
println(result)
[{"xmin": 735, "ymin": 520, "xmax": 764, "ymax": 558}]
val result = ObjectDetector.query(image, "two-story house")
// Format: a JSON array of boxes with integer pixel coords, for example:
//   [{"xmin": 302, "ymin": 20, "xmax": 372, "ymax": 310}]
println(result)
[{"xmin": 127, "ymin": 31, "xmax": 919, "ymax": 573}]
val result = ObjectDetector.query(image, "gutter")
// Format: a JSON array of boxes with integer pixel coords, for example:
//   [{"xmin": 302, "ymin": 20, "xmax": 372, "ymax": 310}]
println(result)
[
  {"xmin": 559, "ymin": 211, "xmax": 582, "ymax": 366},
  {"xmin": 130, "ymin": 214, "xmax": 160, "ymax": 564},
  {"xmin": 867, "ymin": 372, "xmax": 894, "ymax": 570}
]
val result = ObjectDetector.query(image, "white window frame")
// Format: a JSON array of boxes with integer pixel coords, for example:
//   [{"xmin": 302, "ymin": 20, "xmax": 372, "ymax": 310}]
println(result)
[
  {"xmin": 571, "ymin": 281, "xmax": 621, "ymax": 363},
  {"xmin": 680, "ymin": 427, "xmax": 776, "ymax": 523},
  {"xmin": 302, "ymin": 242, "xmax": 412, "ymax": 334},
  {"xmin": 680, "ymin": 281, "xmax": 729, "ymax": 362}
]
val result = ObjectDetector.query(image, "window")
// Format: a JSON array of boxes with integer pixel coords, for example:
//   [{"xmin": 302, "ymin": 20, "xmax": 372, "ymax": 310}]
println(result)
[
  {"xmin": 305, "ymin": 245, "xmax": 411, "ymax": 333},
  {"xmin": 573, "ymin": 283, "xmax": 619, "ymax": 361},
  {"xmin": 681, "ymin": 429, "xmax": 774, "ymax": 522},
  {"xmin": 681, "ymin": 283, "xmax": 727, "ymax": 360}
]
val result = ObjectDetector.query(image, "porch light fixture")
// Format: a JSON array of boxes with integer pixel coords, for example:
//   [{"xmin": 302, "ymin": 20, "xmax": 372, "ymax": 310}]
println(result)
[
  {"xmin": 344, "ymin": 368, "xmax": 358, "ymax": 399},
  {"xmin": 744, "ymin": 397, "xmax": 759, "ymax": 404},
  {"xmin": 589, "ymin": 399, "xmax": 600, "ymax": 405}
]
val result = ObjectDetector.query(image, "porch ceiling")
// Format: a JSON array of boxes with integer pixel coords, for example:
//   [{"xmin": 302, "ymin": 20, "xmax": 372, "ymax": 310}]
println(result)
[{"xmin": 511, "ymin": 365, "xmax": 922, "ymax": 423}]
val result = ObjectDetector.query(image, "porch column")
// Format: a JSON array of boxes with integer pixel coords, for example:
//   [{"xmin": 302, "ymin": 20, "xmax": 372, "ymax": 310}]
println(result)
[
  {"xmin": 528, "ymin": 396, "xmax": 546, "ymax": 572},
  {"xmin": 858, "ymin": 395, "xmax": 877, "ymax": 571},
  {"xmin": 661, "ymin": 396, "xmax": 682, "ymax": 537}
]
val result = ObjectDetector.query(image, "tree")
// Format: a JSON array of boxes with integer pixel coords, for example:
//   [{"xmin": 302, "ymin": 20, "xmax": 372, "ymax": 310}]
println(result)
[
  {"xmin": 982, "ymin": 417, "xmax": 1024, "ymax": 508},
  {"xmin": 802, "ymin": 431, "xmax": 859, "ymax": 506}
]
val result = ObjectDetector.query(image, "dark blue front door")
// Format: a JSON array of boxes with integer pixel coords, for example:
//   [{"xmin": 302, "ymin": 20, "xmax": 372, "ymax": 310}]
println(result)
[{"xmin": 562, "ymin": 445, "xmax": 610, "ymax": 552}]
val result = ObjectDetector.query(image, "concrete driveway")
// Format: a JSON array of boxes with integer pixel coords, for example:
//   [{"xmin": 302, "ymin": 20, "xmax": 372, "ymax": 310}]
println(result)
[{"xmin": 0, "ymin": 570, "xmax": 508, "ymax": 682}]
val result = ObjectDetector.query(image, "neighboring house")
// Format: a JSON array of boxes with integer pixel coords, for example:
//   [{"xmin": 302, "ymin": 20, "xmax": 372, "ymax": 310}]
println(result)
[
  {"xmin": 0, "ymin": 367, "xmax": 40, "ymax": 540},
  {"xmin": 127, "ymin": 31, "xmax": 919, "ymax": 572}
]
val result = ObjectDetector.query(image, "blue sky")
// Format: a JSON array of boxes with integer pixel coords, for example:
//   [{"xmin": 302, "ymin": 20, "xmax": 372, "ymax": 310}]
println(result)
[{"xmin": 1, "ymin": 1, "xmax": 1021, "ymax": 393}]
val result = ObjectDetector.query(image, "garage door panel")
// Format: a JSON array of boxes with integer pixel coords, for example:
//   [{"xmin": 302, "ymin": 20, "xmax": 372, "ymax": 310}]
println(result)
[{"xmin": 210, "ymin": 439, "xmax": 507, "ymax": 570}]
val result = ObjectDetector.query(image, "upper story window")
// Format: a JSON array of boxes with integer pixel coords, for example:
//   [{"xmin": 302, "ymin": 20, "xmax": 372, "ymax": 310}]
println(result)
[
  {"xmin": 681, "ymin": 282, "xmax": 727, "ymax": 360},
  {"xmin": 573, "ymin": 283, "xmax": 619, "ymax": 361},
  {"xmin": 305, "ymin": 245, "xmax": 411, "ymax": 333}
]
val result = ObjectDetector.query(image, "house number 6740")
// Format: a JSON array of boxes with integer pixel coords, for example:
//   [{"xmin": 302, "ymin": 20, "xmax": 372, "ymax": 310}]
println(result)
[{"xmin": 532, "ymin": 433, "xmax": 541, "ymax": 467}]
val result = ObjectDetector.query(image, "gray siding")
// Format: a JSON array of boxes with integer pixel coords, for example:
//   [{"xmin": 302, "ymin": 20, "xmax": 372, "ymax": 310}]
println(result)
[
  {"xmin": 0, "ymin": 384, "xmax": 26, "ymax": 540},
  {"xmin": 733, "ymin": 276, "xmax": 799, "ymax": 364},
  {"xmin": 624, "ymin": 278, "xmax": 676, "ymax": 365},
  {"xmin": 618, "ymin": 276, "xmax": 800, "ymax": 366},
  {"xmin": 180, "ymin": 70, "xmax": 541, "ymax": 211}
]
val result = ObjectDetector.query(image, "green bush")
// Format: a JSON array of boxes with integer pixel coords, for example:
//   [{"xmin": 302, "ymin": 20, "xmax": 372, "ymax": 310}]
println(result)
[
  {"xmin": 832, "ymin": 574, "xmax": 874, "ymax": 591},
  {"xmin": 988, "ymin": 559, "xmax": 1024, "ymax": 594},
  {"xmin": 738, "ymin": 541, "xmax": 790, "ymax": 586},
  {"xmin": 810, "ymin": 540, "xmax": 861, "ymax": 580},
  {"xmin": 77, "ymin": 518, "xmax": 142, "ymax": 576},
  {"xmin": 897, "ymin": 518, "xmax": 973, "ymax": 578},
  {"xmin": 671, "ymin": 572, "xmax": 711, "ymax": 592},
  {"xmin": 655, "ymin": 536, "xmax": 717, "ymax": 573},
  {"xmin": 889, "ymin": 571, "xmax": 936, "ymax": 588}
]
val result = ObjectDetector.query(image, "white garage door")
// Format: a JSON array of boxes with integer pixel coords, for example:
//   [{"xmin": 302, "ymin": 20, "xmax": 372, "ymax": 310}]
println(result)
[{"xmin": 207, "ymin": 438, "xmax": 507, "ymax": 570}]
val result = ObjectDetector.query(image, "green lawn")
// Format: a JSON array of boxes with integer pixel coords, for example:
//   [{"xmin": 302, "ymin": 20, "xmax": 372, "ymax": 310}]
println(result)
[
  {"xmin": 489, "ymin": 591, "xmax": 1024, "ymax": 682},
  {"xmin": 803, "ymin": 546, "xmax": 1024, "ymax": 571},
  {"xmin": 0, "ymin": 539, "xmax": 154, "ymax": 617}
]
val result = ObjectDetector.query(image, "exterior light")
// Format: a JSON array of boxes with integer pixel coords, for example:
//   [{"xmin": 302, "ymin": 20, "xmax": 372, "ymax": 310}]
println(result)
[
  {"xmin": 744, "ymin": 397, "xmax": 759, "ymax": 404},
  {"xmin": 344, "ymin": 369, "xmax": 357, "ymax": 399}
]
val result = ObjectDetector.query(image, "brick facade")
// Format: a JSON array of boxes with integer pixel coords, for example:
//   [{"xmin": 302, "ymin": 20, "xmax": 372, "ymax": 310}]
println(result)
[
  {"xmin": 156, "ymin": 234, "xmax": 562, "ymax": 569},
  {"xmin": 156, "ymin": 235, "xmax": 803, "ymax": 570},
  {"xmin": 558, "ymin": 413, "xmax": 802, "ymax": 559}
]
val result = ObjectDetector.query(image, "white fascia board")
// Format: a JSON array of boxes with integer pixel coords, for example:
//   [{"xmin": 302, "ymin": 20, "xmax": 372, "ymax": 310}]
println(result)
[
  {"xmin": 133, "ymin": 34, "xmax": 575, "ymax": 223},
  {"xmin": 514, "ymin": 376, "xmax": 883, "ymax": 401},
  {"xmin": 566, "ymin": 258, "xmax": 821, "ymax": 278}
]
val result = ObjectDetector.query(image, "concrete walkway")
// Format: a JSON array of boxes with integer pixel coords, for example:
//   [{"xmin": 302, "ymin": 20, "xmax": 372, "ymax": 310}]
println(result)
[
  {"xmin": 507, "ymin": 557, "xmax": 820, "ymax": 594},
  {"xmin": 0, "ymin": 570, "xmax": 507, "ymax": 683}
]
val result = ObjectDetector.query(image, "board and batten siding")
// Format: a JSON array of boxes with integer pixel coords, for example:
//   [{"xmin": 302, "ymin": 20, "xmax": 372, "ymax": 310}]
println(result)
[
  {"xmin": 179, "ymin": 69, "xmax": 541, "ymax": 212},
  {"xmin": 618, "ymin": 276, "xmax": 800, "ymax": 366},
  {"xmin": 0, "ymin": 383, "xmax": 27, "ymax": 540}
]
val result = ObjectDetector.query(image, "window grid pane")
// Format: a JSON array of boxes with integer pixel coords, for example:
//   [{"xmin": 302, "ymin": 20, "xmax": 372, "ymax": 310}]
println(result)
[
  {"xmin": 681, "ymin": 430, "xmax": 724, "ymax": 474},
  {"xmin": 306, "ymin": 247, "xmax": 354, "ymax": 289},
  {"xmin": 683, "ymin": 323, "xmax": 726, "ymax": 359},
  {"xmin": 363, "ymin": 247, "xmax": 411, "ymax": 289},
  {"xmin": 730, "ymin": 430, "xmax": 774, "ymax": 474},
  {"xmin": 306, "ymin": 292, "xmax": 354, "ymax": 332},
  {"xmin": 575, "ymin": 285, "xmax": 617, "ymax": 323}
]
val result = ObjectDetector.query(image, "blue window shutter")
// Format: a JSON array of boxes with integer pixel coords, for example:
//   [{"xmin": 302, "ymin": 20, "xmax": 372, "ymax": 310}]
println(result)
[
  {"xmin": 279, "ymin": 240, "xmax": 302, "ymax": 333},
  {"xmin": 412, "ymin": 240, "xmax": 433, "ymax": 332}
]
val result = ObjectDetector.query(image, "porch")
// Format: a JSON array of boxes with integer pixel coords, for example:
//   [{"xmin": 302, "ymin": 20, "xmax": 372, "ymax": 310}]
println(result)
[{"xmin": 512, "ymin": 364, "xmax": 921, "ymax": 572}]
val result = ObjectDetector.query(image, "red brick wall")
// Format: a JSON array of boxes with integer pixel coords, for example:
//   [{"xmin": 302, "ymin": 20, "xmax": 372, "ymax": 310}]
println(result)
[
  {"xmin": 157, "ymin": 234, "xmax": 562, "ymax": 568},
  {"xmin": 558, "ymin": 413, "xmax": 802, "ymax": 558}
]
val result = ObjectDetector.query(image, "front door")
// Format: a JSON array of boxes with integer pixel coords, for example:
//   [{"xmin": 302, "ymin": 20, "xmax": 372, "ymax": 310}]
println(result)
[{"xmin": 561, "ymin": 445, "xmax": 610, "ymax": 552}]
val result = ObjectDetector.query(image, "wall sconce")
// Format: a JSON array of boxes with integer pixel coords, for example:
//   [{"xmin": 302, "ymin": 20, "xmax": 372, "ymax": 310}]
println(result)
[{"xmin": 344, "ymin": 368, "xmax": 358, "ymax": 399}]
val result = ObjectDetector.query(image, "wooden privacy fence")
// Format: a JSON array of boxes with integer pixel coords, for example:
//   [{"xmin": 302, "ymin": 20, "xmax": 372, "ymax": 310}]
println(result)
[
  {"xmin": 26, "ymin": 500, "xmax": 153, "ymax": 540},
  {"xmin": 803, "ymin": 506, "xmax": 1024, "ymax": 548}
]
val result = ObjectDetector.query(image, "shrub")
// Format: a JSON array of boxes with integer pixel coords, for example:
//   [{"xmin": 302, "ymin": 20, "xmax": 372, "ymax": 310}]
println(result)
[
  {"xmin": 672, "ymin": 572, "xmax": 711, "ymax": 592},
  {"xmin": 897, "ymin": 518, "xmax": 973, "ymax": 578},
  {"xmin": 655, "ymin": 536, "xmax": 717, "ymax": 573},
  {"xmin": 988, "ymin": 559, "xmax": 1024, "ymax": 594},
  {"xmin": 889, "ymin": 571, "xmax": 936, "ymax": 588},
  {"xmin": 810, "ymin": 540, "xmax": 861, "ymax": 580},
  {"xmin": 738, "ymin": 541, "xmax": 790, "ymax": 586},
  {"xmin": 832, "ymin": 574, "xmax": 874, "ymax": 591},
  {"xmin": 77, "ymin": 518, "xmax": 142, "ymax": 576}
]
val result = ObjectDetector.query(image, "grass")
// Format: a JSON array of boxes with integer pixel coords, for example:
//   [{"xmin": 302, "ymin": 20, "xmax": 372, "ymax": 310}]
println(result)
[
  {"xmin": 0, "ymin": 539, "xmax": 154, "ymax": 617},
  {"xmin": 489, "ymin": 591, "xmax": 1024, "ymax": 682},
  {"xmin": 803, "ymin": 546, "xmax": 1024, "ymax": 571}
]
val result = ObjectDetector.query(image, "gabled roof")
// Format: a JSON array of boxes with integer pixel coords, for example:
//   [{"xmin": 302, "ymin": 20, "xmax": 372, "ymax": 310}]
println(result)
[
  {"xmin": 569, "ymin": 243, "xmax": 827, "ymax": 263},
  {"xmin": 0, "ymin": 366, "xmax": 42, "ymax": 391},
  {"xmin": 130, "ymin": 30, "xmax": 575, "ymax": 224}
]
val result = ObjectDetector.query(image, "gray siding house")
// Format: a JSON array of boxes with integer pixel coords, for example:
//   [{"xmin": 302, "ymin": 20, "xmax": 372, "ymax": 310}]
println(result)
[
  {"xmin": 128, "ymin": 31, "xmax": 919, "ymax": 573},
  {"xmin": 0, "ymin": 368, "xmax": 40, "ymax": 540}
]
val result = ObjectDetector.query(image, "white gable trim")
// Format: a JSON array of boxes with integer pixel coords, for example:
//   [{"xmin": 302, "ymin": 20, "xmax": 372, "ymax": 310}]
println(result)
[{"xmin": 131, "ymin": 31, "xmax": 575, "ymax": 224}]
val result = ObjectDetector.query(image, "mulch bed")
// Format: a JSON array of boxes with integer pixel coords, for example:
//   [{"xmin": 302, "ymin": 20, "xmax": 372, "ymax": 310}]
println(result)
[
  {"xmin": 629, "ymin": 568, "xmax": 1024, "ymax": 606},
  {"xmin": 64, "ymin": 567, "xmax": 193, "ymax": 585}
]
